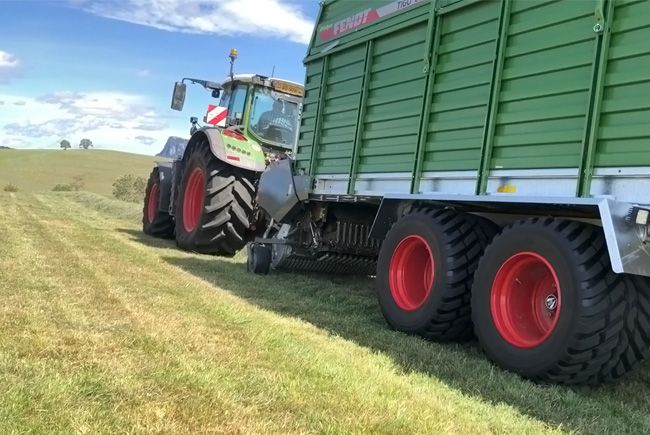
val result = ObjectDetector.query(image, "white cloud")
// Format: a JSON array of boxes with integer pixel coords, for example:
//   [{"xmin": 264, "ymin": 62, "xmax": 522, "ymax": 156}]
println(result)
[
  {"xmin": 75, "ymin": 0, "xmax": 314, "ymax": 44},
  {"xmin": 0, "ymin": 92, "xmax": 181, "ymax": 154},
  {"xmin": 1, "ymin": 137, "xmax": 30, "ymax": 148},
  {"xmin": 0, "ymin": 50, "xmax": 21, "ymax": 83},
  {"xmin": 0, "ymin": 50, "xmax": 19, "ymax": 68}
]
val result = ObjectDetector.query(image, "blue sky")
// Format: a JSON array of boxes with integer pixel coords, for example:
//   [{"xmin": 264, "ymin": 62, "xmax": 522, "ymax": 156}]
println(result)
[{"xmin": 0, "ymin": 0, "xmax": 319, "ymax": 155}]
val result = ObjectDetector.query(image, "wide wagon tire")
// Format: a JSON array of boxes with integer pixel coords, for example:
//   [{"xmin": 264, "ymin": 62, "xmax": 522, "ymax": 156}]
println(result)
[
  {"xmin": 472, "ymin": 218, "xmax": 650, "ymax": 385},
  {"xmin": 175, "ymin": 145, "xmax": 257, "ymax": 256},
  {"xmin": 376, "ymin": 209, "xmax": 487, "ymax": 341},
  {"xmin": 142, "ymin": 167, "xmax": 174, "ymax": 239}
]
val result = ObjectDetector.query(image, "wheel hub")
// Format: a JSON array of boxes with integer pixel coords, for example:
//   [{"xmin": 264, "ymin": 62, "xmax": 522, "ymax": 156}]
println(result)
[
  {"xmin": 182, "ymin": 167, "xmax": 206, "ymax": 233},
  {"xmin": 490, "ymin": 252, "xmax": 562, "ymax": 349},
  {"xmin": 147, "ymin": 183, "xmax": 159, "ymax": 224},
  {"xmin": 388, "ymin": 235, "xmax": 434, "ymax": 311}
]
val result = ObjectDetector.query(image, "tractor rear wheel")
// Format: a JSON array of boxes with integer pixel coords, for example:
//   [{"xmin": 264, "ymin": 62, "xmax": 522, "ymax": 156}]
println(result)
[
  {"xmin": 142, "ymin": 167, "xmax": 174, "ymax": 238},
  {"xmin": 175, "ymin": 145, "xmax": 257, "ymax": 256},
  {"xmin": 472, "ymin": 218, "xmax": 650, "ymax": 384},
  {"xmin": 376, "ymin": 208, "xmax": 486, "ymax": 341}
]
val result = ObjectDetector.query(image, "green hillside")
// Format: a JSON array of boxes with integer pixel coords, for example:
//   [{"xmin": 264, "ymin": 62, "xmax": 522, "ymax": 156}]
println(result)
[{"xmin": 0, "ymin": 149, "xmax": 155, "ymax": 196}]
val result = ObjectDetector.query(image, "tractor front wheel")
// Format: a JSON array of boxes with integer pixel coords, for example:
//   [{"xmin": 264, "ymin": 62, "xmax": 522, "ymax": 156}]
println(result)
[
  {"xmin": 142, "ymin": 167, "xmax": 174, "ymax": 239},
  {"xmin": 175, "ymin": 145, "xmax": 257, "ymax": 256}
]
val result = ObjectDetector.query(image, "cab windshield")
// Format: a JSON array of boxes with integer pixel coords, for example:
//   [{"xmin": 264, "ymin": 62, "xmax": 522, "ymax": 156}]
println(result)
[{"xmin": 249, "ymin": 86, "xmax": 301, "ymax": 148}]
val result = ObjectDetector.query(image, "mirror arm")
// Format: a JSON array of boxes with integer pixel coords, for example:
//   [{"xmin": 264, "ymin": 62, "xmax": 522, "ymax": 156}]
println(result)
[{"xmin": 181, "ymin": 77, "xmax": 223, "ymax": 92}]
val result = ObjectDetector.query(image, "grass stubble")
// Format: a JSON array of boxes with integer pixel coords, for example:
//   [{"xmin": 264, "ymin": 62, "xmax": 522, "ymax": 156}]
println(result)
[{"xmin": 0, "ymin": 190, "xmax": 648, "ymax": 434}]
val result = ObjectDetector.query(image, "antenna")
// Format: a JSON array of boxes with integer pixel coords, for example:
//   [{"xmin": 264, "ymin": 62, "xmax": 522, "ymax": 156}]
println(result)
[{"xmin": 271, "ymin": 65, "xmax": 276, "ymax": 78}]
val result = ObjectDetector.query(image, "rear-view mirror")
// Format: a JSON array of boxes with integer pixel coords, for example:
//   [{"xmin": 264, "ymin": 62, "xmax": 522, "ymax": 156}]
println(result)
[
  {"xmin": 211, "ymin": 89, "xmax": 221, "ymax": 99},
  {"xmin": 171, "ymin": 82, "xmax": 186, "ymax": 111}
]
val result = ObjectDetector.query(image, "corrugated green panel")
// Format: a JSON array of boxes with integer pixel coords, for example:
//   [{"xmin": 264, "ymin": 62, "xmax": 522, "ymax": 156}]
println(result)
[
  {"xmin": 356, "ymin": 22, "xmax": 427, "ymax": 173},
  {"xmin": 489, "ymin": 0, "xmax": 596, "ymax": 170},
  {"xmin": 313, "ymin": 45, "xmax": 367, "ymax": 174},
  {"xmin": 423, "ymin": 0, "xmax": 501, "ymax": 172},
  {"xmin": 295, "ymin": 60, "xmax": 323, "ymax": 172},
  {"xmin": 594, "ymin": 0, "xmax": 650, "ymax": 167}
]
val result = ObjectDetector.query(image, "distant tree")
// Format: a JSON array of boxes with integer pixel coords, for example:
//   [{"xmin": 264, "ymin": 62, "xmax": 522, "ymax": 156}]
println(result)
[
  {"xmin": 59, "ymin": 139, "xmax": 71, "ymax": 151},
  {"xmin": 79, "ymin": 138, "xmax": 93, "ymax": 149}
]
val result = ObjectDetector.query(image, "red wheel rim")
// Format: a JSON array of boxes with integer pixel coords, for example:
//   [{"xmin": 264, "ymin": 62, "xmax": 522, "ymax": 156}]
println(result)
[
  {"xmin": 147, "ymin": 183, "xmax": 159, "ymax": 224},
  {"xmin": 388, "ymin": 235, "xmax": 434, "ymax": 311},
  {"xmin": 182, "ymin": 167, "xmax": 205, "ymax": 232},
  {"xmin": 491, "ymin": 252, "xmax": 561, "ymax": 349}
]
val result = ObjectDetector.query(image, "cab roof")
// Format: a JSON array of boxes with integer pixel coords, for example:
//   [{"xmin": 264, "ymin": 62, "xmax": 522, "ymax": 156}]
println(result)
[{"xmin": 221, "ymin": 74, "xmax": 304, "ymax": 91}]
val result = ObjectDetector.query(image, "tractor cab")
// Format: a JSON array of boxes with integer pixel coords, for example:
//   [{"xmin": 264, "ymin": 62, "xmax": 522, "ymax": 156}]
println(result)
[
  {"xmin": 217, "ymin": 75, "xmax": 303, "ymax": 151},
  {"xmin": 171, "ymin": 74, "xmax": 303, "ymax": 153}
]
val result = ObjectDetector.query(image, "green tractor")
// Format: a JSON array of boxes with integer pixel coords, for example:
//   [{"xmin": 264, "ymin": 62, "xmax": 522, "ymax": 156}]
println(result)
[{"xmin": 142, "ymin": 50, "xmax": 304, "ymax": 255}]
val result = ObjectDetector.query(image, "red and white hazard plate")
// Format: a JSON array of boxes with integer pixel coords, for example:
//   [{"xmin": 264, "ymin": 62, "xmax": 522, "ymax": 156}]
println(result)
[{"xmin": 206, "ymin": 105, "xmax": 227, "ymax": 127}]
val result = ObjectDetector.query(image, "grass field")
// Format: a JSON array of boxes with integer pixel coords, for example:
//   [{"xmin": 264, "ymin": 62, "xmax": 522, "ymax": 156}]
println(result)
[
  {"xmin": 1, "ymin": 151, "xmax": 650, "ymax": 433},
  {"xmin": 0, "ymin": 149, "xmax": 155, "ymax": 196}
]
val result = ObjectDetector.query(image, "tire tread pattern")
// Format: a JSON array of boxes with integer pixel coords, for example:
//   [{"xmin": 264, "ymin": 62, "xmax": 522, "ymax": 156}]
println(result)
[
  {"xmin": 478, "ymin": 217, "xmax": 650, "ymax": 384},
  {"xmin": 175, "ymin": 144, "xmax": 257, "ymax": 256},
  {"xmin": 411, "ymin": 209, "xmax": 495, "ymax": 341}
]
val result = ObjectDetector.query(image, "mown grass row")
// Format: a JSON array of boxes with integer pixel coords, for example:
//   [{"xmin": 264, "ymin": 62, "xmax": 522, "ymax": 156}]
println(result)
[{"xmin": 0, "ymin": 190, "xmax": 649, "ymax": 434}]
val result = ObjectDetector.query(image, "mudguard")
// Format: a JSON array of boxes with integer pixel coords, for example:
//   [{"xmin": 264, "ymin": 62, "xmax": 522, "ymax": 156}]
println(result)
[
  {"xmin": 257, "ymin": 158, "xmax": 310, "ymax": 223},
  {"xmin": 184, "ymin": 127, "xmax": 266, "ymax": 173}
]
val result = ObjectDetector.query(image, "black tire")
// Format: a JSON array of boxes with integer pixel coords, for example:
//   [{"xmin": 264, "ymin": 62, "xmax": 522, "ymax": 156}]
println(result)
[
  {"xmin": 247, "ymin": 243, "xmax": 271, "ymax": 275},
  {"xmin": 466, "ymin": 214, "xmax": 501, "ymax": 246},
  {"xmin": 376, "ymin": 208, "xmax": 485, "ymax": 341},
  {"xmin": 142, "ymin": 167, "xmax": 174, "ymax": 238},
  {"xmin": 472, "ymin": 218, "xmax": 650, "ymax": 384},
  {"xmin": 175, "ymin": 145, "xmax": 257, "ymax": 256}
]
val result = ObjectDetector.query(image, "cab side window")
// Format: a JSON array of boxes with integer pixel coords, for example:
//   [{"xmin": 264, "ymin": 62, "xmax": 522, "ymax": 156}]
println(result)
[
  {"xmin": 227, "ymin": 85, "xmax": 247, "ymax": 125},
  {"xmin": 218, "ymin": 89, "xmax": 231, "ymax": 109}
]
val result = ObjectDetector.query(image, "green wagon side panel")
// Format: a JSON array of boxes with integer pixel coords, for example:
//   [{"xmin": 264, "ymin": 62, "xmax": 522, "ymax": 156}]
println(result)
[
  {"xmin": 310, "ymin": 0, "xmax": 431, "ymax": 57},
  {"xmin": 422, "ymin": 0, "xmax": 501, "ymax": 172},
  {"xmin": 594, "ymin": 0, "xmax": 650, "ymax": 167},
  {"xmin": 313, "ymin": 45, "xmax": 367, "ymax": 174},
  {"xmin": 304, "ymin": 0, "xmax": 650, "ymax": 194},
  {"xmin": 489, "ymin": 0, "xmax": 598, "ymax": 170},
  {"xmin": 357, "ymin": 22, "xmax": 428, "ymax": 174},
  {"xmin": 295, "ymin": 59, "xmax": 323, "ymax": 173}
]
